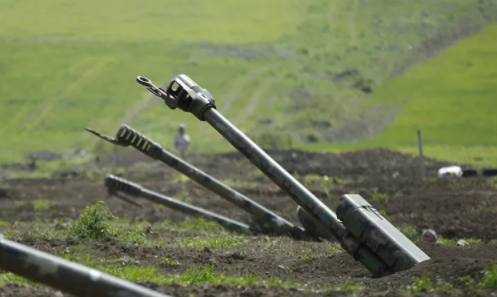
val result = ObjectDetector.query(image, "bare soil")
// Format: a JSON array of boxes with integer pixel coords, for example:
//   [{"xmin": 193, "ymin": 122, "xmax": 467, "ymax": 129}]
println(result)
[{"xmin": 1, "ymin": 148, "xmax": 496, "ymax": 297}]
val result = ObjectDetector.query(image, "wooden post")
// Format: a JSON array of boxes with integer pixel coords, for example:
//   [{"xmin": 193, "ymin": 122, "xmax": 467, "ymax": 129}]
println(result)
[
  {"xmin": 114, "ymin": 146, "xmax": 118, "ymax": 168},
  {"xmin": 417, "ymin": 129, "xmax": 425, "ymax": 179}
]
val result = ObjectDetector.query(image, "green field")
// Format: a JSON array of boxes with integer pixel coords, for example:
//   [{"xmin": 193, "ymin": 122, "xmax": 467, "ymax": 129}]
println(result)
[
  {"xmin": 0, "ymin": 0, "xmax": 496, "ymax": 164},
  {"xmin": 301, "ymin": 23, "xmax": 497, "ymax": 166}
]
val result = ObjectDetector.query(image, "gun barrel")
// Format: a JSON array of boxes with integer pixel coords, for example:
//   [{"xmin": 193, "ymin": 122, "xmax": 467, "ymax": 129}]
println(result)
[
  {"xmin": 141, "ymin": 74, "xmax": 431, "ymax": 277},
  {"xmin": 99, "ymin": 125, "xmax": 308, "ymax": 239},
  {"xmin": 296, "ymin": 206, "xmax": 334, "ymax": 240},
  {"xmin": 104, "ymin": 174, "xmax": 252, "ymax": 234},
  {"xmin": 0, "ymin": 235, "xmax": 171, "ymax": 297},
  {"xmin": 202, "ymin": 108, "xmax": 419, "ymax": 277},
  {"xmin": 203, "ymin": 108, "xmax": 347, "ymax": 238}
]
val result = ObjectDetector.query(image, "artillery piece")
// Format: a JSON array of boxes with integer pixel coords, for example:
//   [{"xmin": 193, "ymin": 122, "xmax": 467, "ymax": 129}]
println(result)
[
  {"xmin": 134, "ymin": 74, "xmax": 431, "ymax": 277},
  {"xmin": 86, "ymin": 125, "xmax": 331, "ymax": 240},
  {"xmin": 0, "ymin": 234, "xmax": 172, "ymax": 297},
  {"xmin": 104, "ymin": 174, "xmax": 252, "ymax": 234}
]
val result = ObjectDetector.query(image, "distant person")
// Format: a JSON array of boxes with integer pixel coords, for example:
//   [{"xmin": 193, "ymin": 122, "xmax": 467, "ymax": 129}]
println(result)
[{"xmin": 174, "ymin": 124, "xmax": 190, "ymax": 159}]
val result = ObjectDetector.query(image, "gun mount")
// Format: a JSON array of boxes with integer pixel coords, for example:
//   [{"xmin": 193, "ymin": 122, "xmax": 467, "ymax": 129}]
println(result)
[
  {"xmin": 136, "ymin": 74, "xmax": 431, "ymax": 277},
  {"xmin": 296, "ymin": 206, "xmax": 334, "ymax": 240},
  {"xmin": 86, "ymin": 124, "xmax": 310, "ymax": 240},
  {"xmin": 0, "ymin": 234, "xmax": 171, "ymax": 297},
  {"xmin": 104, "ymin": 174, "xmax": 252, "ymax": 234}
]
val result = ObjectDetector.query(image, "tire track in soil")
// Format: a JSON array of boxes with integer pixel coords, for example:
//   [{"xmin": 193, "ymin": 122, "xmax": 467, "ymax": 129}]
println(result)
[
  {"xmin": 21, "ymin": 57, "xmax": 114, "ymax": 137},
  {"xmin": 231, "ymin": 74, "xmax": 279, "ymax": 127},
  {"xmin": 0, "ymin": 58, "xmax": 92, "ymax": 136}
]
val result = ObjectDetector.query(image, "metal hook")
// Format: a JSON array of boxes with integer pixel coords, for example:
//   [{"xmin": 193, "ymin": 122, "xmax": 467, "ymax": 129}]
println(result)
[
  {"xmin": 135, "ymin": 76, "xmax": 171, "ymax": 103},
  {"xmin": 136, "ymin": 76, "xmax": 154, "ymax": 88}
]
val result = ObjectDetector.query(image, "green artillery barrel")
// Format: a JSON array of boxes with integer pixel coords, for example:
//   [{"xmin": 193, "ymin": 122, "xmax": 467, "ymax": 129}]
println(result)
[
  {"xmin": 296, "ymin": 206, "xmax": 333, "ymax": 240},
  {"xmin": 86, "ymin": 125, "xmax": 309, "ymax": 240},
  {"xmin": 104, "ymin": 174, "xmax": 252, "ymax": 234},
  {"xmin": 0, "ymin": 234, "xmax": 171, "ymax": 297},
  {"xmin": 134, "ymin": 74, "xmax": 431, "ymax": 277}
]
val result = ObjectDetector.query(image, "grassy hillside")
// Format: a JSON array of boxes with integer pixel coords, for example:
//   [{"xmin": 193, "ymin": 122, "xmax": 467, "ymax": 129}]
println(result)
[
  {"xmin": 0, "ymin": 0, "xmax": 496, "ymax": 163},
  {"xmin": 304, "ymin": 23, "xmax": 497, "ymax": 166}
]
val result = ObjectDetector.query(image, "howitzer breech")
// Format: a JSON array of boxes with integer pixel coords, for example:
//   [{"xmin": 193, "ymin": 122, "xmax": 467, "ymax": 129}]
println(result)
[{"xmin": 0, "ymin": 235, "xmax": 171, "ymax": 297}]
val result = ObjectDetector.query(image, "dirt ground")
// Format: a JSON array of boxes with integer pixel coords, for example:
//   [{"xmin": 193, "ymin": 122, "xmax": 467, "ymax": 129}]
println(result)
[{"xmin": 1, "ymin": 148, "xmax": 496, "ymax": 297}]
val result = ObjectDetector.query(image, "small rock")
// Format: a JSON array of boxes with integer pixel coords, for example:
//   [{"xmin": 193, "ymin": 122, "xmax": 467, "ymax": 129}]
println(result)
[
  {"xmin": 54, "ymin": 291, "xmax": 64, "ymax": 297},
  {"xmin": 457, "ymin": 239, "xmax": 469, "ymax": 247}
]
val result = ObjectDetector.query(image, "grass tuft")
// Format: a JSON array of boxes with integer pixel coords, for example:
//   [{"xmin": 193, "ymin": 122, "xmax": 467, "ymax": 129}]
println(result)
[
  {"xmin": 32, "ymin": 199, "xmax": 57, "ymax": 212},
  {"xmin": 302, "ymin": 250, "xmax": 328, "ymax": 262},
  {"xmin": 467, "ymin": 264, "xmax": 497, "ymax": 289},
  {"xmin": 69, "ymin": 203, "xmax": 115, "ymax": 240},
  {"xmin": 159, "ymin": 216, "xmax": 224, "ymax": 233},
  {"xmin": 404, "ymin": 275, "xmax": 454, "ymax": 293},
  {"xmin": 69, "ymin": 202, "xmax": 147, "ymax": 244},
  {"xmin": 371, "ymin": 193, "xmax": 389, "ymax": 200},
  {"xmin": 399, "ymin": 226, "xmax": 417, "ymax": 239},
  {"xmin": 175, "ymin": 234, "xmax": 245, "ymax": 250},
  {"xmin": 335, "ymin": 277, "xmax": 364, "ymax": 293},
  {"xmin": 378, "ymin": 210, "xmax": 391, "ymax": 221}
]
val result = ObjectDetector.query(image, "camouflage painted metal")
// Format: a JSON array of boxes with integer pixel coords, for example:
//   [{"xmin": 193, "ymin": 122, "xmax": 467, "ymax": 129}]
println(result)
[
  {"xmin": 86, "ymin": 125, "xmax": 309, "ymax": 240},
  {"xmin": 296, "ymin": 206, "xmax": 333, "ymax": 240},
  {"xmin": 135, "ymin": 74, "xmax": 431, "ymax": 277},
  {"xmin": 0, "ymin": 234, "xmax": 171, "ymax": 297},
  {"xmin": 336, "ymin": 194, "xmax": 430, "ymax": 272},
  {"xmin": 104, "ymin": 174, "xmax": 252, "ymax": 234}
]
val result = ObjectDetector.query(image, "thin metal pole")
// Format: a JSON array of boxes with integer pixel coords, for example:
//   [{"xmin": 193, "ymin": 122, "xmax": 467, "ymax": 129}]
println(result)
[{"xmin": 417, "ymin": 129, "xmax": 425, "ymax": 179}]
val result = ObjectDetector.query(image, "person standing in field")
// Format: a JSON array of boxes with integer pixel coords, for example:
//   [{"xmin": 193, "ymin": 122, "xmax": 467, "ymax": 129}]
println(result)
[{"xmin": 174, "ymin": 123, "xmax": 190, "ymax": 159}]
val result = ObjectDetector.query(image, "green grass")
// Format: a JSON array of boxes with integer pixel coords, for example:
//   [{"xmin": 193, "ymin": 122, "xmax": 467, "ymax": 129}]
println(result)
[
  {"xmin": 175, "ymin": 234, "xmax": 246, "ymax": 250},
  {"xmin": 371, "ymin": 193, "xmax": 390, "ymax": 200},
  {"xmin": 378, "ymin": 210, "xmax": 391, "ymax": 221},
  {"xmin": 405, "ymin": 265, "xmax": 497, "ymax": 292},
  {"xmin": 404, "ymin": 275, "xmax": 454, "ymax": 293},
  {"xmin": 218, "ymin": 179, "xmax": 260, "ymax": 188},
  {"xmin": 0, "ymin": 253, "xmax": 338, "ymax": 292},
  {"xmin": 0, "ymin": 256, "xmax": 360, "ymax": 293},
  {"xmin": 0, "ymin": 0, "xmax": 495, "ymax": 163},
  {"xmin": 68, "ymin": 203, "xmax": 148, "ymax": 244},
  {"xmin": 158, "ymin": 216, "xmax": 224, "ymax": 233},
  {"xmin": 437, "ymin": 237, "xmax": 482, "ymax": 246},
  {"xmin": 159, "ymin": 255, "xmax": 180, "ymax": 267},
  {"xmin": 304, "ymin": 23, "xmax": 497, "ymax": 166},
  {"xmin": 467, "ymin": 264, "xmax": 497, "ymax": 289},
  {"xmin": 2, "ymin": 211, "xmax": 229, "ymax": 244},
  {"xmin": 399, "ymin": 225, "xmax": 418, "ymax": 239},
  {"xmin": 365, "ymin": 23, "xmax": 497, "ymax": 147},
  {"xmin": 32, "ymin": 199, "xmax": 57, "ymax": 212}
]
